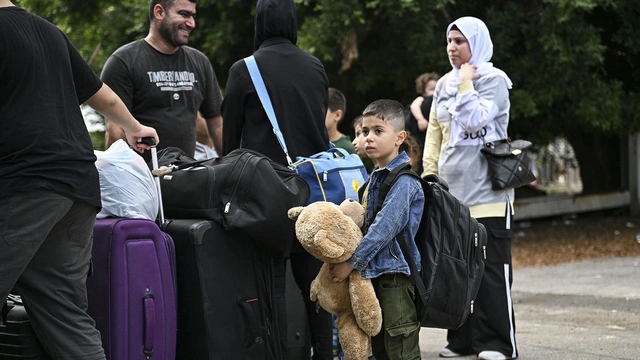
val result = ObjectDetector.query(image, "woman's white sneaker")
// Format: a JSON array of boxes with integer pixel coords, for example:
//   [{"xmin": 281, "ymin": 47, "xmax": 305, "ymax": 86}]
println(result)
[{"xmin": 439, "ymin": 348, "xmax": 463, "ymax": 358}]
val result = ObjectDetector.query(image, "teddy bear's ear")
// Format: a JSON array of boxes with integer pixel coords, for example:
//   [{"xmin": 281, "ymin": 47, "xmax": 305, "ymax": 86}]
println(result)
[
  {"xmin": 339, "ymin": 198, "xmax": 365, "ymax": 228},
  {"xmin": 288, "ymin": 207, "xmax": 304, "ymax": 220}
]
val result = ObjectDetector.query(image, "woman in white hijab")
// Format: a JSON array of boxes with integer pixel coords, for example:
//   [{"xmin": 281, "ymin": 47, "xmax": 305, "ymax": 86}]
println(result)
[{"xmin": 422, "ymin": 17, "xmax": 518, "ymax": 360}]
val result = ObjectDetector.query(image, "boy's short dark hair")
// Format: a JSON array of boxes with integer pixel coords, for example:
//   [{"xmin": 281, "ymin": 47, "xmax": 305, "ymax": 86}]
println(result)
[
  {"xmin": 415, "ymin": 72, "xmax": 440, "ymax": 94},
  {"xmin": 150, "ymin": 0, "xmax": 198, "ymax": 21},
  {"xmin": 328, "ymin": 88, "xmax": 347, "ymax": 119},
  {"xmin": 362, "ymin": 99, "xmax": 405, "ymax": 132}
]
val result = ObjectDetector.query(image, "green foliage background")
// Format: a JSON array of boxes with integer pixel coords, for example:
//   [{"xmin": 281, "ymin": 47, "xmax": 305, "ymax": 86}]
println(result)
[{"xmin": 14, "ymin": 0, "xmax": 640, "ymax": 193}]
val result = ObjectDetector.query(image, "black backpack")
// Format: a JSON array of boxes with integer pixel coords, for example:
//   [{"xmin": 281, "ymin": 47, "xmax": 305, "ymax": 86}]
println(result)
[{"xmin": 376, "ymin": 164, "xmax": 487, "ymax": 330}]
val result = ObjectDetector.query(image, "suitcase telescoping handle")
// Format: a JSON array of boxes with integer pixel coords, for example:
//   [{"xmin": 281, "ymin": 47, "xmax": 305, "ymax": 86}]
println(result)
[{"xmin": 138, "ymin": 137, "xmax": 165, "ymax": 225}]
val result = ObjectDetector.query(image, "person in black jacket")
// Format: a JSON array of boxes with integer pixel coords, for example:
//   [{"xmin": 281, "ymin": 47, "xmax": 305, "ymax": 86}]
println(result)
[{"xmin": 221, "ymin": 0, "xmax": 332, "ymax": 359}]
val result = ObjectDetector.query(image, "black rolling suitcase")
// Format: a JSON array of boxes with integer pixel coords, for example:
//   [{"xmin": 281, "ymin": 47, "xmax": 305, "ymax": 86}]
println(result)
[
  {"xmin": 162, "ymin": 219, "xmax": 282, "ymax": 360},
  {"xmin": 0, "ymin": 294, "xmax": 51, "ymax": 359},
  {"xmin": 285, "ymin": 263, "xmax": 311, "ymax": 360}
]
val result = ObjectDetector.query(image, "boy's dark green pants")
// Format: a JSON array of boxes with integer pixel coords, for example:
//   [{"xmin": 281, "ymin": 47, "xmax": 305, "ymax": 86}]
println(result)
[{"xmin": 371, "ymin": 273, "xmax": 421, "ymax": 360}]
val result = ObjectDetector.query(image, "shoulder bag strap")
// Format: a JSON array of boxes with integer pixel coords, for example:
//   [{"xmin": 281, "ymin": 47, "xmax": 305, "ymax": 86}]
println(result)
[{"xmin": 243, "ymin": 56, "xmax": 294, "ymax": 166}]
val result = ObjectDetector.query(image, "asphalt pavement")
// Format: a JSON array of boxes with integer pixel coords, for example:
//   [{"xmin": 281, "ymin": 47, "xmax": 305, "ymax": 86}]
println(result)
[{"xmin": 419, "ymin": 255, "xmax": 640, "ymax": 359}]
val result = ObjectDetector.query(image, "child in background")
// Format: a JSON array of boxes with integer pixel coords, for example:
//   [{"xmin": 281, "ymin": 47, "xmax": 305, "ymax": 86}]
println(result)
[
  {"xmin": 326, "ymin": 88, "xmax": 356, "ymax": 153},
  {"xmin": 406, "ymin": 72, "xmax": 439, "ymax": 146},
  {"xmin": 400, "ymin": 133, "xmax": 423, "ymax": 175},
  {"xmin": 352, "ymin": 115, "xmax": 376, "ymax": 173}
]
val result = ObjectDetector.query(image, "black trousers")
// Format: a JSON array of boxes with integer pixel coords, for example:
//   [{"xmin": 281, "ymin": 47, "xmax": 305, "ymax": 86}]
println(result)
[
  {"xmin": 289, "ymin": 251, "xmax": 334, "ymax": 360},
  {"xmin": 445, "ymin": 215, "xmax": 518, "ymax": 359},
  {"xmin": 273, "ymin": 259, "xmax": 289, "ymax": 359}
]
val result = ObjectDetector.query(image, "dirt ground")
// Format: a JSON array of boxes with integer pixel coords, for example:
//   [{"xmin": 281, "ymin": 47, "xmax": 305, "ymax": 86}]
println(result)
[{"xmin": 511, "ymin": 211, "xmax": 640, "ymax": 268}]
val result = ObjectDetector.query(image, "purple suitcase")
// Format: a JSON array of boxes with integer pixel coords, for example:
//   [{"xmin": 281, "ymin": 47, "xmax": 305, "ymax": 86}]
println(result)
[{"xmin": 87, "ymin": 218, "xmax": 177, "ymax": 360}]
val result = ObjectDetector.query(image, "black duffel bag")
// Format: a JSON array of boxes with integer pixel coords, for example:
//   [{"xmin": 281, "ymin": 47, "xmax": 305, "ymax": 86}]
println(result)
[{"xmin": 154, "ymin": 147, "xmax": 310, "ymax": 253}]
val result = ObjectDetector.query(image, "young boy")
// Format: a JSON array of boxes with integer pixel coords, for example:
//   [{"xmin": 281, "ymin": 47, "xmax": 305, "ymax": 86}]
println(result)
[
  {"xmin": 326, "ymin": 88, "xmax": 356, "ymax": 153},
  {"xmin": 331, "ymin": 99, "xmax": 424, "ymax": 360}
]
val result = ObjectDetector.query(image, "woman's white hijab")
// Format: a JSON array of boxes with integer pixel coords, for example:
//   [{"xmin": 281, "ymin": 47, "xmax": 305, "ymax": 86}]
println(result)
[{"xmin": 444, "ymin": 16, "xmax": 512, "ymax": 99}]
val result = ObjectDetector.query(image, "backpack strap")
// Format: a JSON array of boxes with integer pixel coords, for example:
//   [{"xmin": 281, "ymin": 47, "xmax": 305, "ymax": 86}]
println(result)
[
  {"xmin": 375, "ymin": 164, "xmax": 430, "ymax": 304},
  {"xmin": 357, "ymin": 179, "xmax": 369, "ymax": 202},
  {"xmin": 398, "ymin": 231, "xmax": 429, "ymax": 307},
  {"xmin": 374, "ymin": 163, "xmax": 412, "ymax": 215}
]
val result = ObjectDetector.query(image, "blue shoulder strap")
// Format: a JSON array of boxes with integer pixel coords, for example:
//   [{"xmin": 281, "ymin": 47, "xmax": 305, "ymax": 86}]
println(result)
[{"xmin": 243, "ymin": 56, "xmax": 293, "ymax": 166}]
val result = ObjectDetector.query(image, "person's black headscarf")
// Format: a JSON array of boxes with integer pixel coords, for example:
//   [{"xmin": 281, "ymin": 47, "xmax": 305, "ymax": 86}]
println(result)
[{"xmin": 254, "ymin": 0, "xmax": 298, "ymax": 50}]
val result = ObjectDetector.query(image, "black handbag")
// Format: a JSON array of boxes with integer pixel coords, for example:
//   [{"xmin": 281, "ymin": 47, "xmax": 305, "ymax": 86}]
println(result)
[
  {"xmin": 480, "ymin": 138, "xmax": 536, "ymax": 190},
  {"xmin": 153, "ymin": 147, "xmax": 310, "ymax": 253}
]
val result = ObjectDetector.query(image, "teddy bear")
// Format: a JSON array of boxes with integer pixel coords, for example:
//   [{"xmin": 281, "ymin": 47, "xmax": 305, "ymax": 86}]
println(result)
[{"xmin": 288, "ymin": 199, "xmax": 382, "ymax": 360}]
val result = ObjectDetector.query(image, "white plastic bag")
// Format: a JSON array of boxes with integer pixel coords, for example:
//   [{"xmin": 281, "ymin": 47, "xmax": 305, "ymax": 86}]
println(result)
[{"xmin": 95, "ymin": 139, "xmax": 159, "ymax": 220}]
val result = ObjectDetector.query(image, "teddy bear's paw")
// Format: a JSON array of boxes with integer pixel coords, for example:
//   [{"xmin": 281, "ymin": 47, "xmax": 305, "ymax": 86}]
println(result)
[
  {"xmin": 349, "ymin": 279, "xmax": 383, "ymax": 336},
  {"xmin": 336, "ymin": 313, "xmax": 370, "ymax": 360},
  {"xmin": 353, "ymin": 309, "xmax": 382, "ymax": 337},
  {"xmin": 342, "ymin": 348, "xmax": 369, "ymax": 360},
  {"xmin": 339, "ymin": 330, "xmax": 370, "ymax": 360},
  {"xmin": 310, "ymin": 279, "xmax": 319, "ymax": 301},
  {"xmin": 287, "ymin": 206, "xmax": 305, "ymax": 220},
  {"xmin": 351, "ymin": 295, "xmax": 382, "ymax": 336}
]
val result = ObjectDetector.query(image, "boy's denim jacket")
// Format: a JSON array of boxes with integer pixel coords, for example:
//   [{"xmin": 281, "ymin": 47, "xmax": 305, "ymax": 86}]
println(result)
[{"xmin": 347, "ymin": 152, "xmax": 424, "ymax": 279}]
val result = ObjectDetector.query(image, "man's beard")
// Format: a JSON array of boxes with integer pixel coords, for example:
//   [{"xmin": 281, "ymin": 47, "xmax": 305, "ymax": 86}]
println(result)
[{"xmin": 158, "ymin": 19, "xmax": 188, "ymax": 48}]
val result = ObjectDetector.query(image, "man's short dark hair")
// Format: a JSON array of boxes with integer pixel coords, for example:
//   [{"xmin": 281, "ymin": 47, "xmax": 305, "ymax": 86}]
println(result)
[
  {"xmin": 328, "ymin": 88, "xmax": 346, "ymax": 117},
  {"xmin": 149, "ymin": 0, "xmax": 198, "ymax": 21}
]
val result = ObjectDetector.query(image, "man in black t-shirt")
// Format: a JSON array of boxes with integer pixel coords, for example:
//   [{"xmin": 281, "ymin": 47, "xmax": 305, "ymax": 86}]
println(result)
[
  {"xmin": 103, "ymin": 0, "xmax": 223, "ymax": 162},
  {"xmin": 0, "ymin": 2, "xmax": 158, "ymax": 359}
]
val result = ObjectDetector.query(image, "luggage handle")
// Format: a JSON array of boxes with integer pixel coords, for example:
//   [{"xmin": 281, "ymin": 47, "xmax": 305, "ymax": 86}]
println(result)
[
  {"xmin": 238, "ymin": 298, "xmax": 262, "ymax": 348},
  {"xmin": 139, "ymin": 137, "xmax": 165, "ymax": 225},
  {"xmin": 2, "ymin": 294, "xmax": 21, "ymax": 324},
  {"xmin": 143, "ymin": 294, "xmax": 155, "ymax": 356}
]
